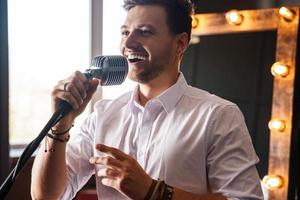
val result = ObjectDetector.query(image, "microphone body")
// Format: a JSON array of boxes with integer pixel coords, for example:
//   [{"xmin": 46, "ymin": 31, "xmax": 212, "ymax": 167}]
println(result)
[{"xmin": 84, "ymin": 55, "xmax": 128, "ymax": 85}]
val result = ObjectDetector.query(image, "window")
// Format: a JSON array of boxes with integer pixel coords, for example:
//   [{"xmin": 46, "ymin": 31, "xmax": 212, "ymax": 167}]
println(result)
[
  {"xmin": 8, "ymin": 0, "xmax": 135, "ymax": 146},
  {"xmin": 102, "ymin": 0, "xmax": 136, "ymax": 99},
  {"xmin": 8, "ymin": 0, "xmax": 90, "ymax": 144}
]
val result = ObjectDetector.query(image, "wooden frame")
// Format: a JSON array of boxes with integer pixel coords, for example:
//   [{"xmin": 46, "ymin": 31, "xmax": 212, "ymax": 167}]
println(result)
[{"xmin": 191, "ymin": 7, "xmax": 299, "ymax": 200}]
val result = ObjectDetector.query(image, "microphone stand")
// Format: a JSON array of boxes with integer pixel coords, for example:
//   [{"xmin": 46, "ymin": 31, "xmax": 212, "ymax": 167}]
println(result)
[{"xmin": 0, "ymin": 101, "xmax": 72, "ymax": 199}]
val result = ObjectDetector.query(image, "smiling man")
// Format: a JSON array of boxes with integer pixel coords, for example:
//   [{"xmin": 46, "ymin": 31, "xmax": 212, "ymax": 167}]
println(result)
[{"xmin": 31, "ymin": 0, "xmax": 263, "ymax": 200}]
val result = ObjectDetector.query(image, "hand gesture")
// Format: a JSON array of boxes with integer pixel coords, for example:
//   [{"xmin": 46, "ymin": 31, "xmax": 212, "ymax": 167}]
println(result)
[{"xmin": 90, "ymin": 144, "xmax": 153, "ymax": 200}]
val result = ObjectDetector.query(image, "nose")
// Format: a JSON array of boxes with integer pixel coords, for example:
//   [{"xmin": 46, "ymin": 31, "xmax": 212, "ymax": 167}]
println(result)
[{"xmin": 122, "ymin": 32, "xmax": 140, "ymax": 50}]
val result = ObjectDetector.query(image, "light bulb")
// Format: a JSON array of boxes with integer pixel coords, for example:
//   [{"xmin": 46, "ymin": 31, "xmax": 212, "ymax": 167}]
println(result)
[
  {"xmin": 262, "ymin": 175, "xmax": 283, "ymax": 190},
  {"xmin": 192, "ymin": 15, "xmax": 199, "ymax": 29},
  {"xmin": 268, "ymin": 118, "xmax": 286, "ymax": 132},
  {"xmin": 279, "ymin": 7, "xmax": 295, "ymax": 21},
  {"xmin": 226, "ymin": 10, "xmax": 243, "ymax": 25},
  {"xmin": 190, "ymin": 36, "xmax": 200, "ymax": 44},
  {"xmin": 271, "ymin": 62, "xmax": 290, "ymax": 77}
]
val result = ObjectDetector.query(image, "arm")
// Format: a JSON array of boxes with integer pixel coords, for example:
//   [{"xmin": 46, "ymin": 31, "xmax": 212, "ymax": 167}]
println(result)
[
  {"xmin": 31, "ymin": 130, "xmax": 69, "ymax": 199},
  {"xmin": 205, "ymin": 105, "xmax": 263, "ymax": 200},
  {"xmin": 90, "ymin": 144, "xmax": 227, "ymax": 200},
  {"xmin": 31, "ymin": 71, "xmax": 99, "ymax": 199}
]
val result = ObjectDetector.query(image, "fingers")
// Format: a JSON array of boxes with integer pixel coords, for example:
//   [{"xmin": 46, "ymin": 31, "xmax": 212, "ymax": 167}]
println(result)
[
  {"xmin": 64, "ymin": 82, "xmax": 84, "ymax": 108},
  {"xmin": 97, "ymin": 167, "xmax": 120, "ymax": 179},
  {"xmin": 91, "ymin": 145, "xmax": 153, "ymax": 199},
  {"xmin": 90, "ymin": 156, "xmax": 123, "ymax": 187},
  {"xmin": 52, "ymin": 71, "xmax": 99, "ymax": 110},
  {"xmin": 85, "ymin": 79, "xmax": 99, "ymax": 100},
  {"xmin": 89, "ymin": 156, "xmax": 123, "ymax": 170},
  {"xmin": 95, "ymin": 144, "xmax": 129, "ymax": 161},
  {"xmin": 101, "ymin": 178, "xmax": 119, "ymax": 188},
  {"xmin": 72, "ymin": 78, "xmax": 87, "ymax": 99},
  {"xmin": 77, "ymin": 79, "xmax": 99, "ymax": 110}
]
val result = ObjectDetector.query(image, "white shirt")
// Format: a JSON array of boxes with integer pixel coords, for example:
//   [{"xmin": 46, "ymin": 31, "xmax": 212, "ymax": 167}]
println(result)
[{"xmin": 61, "ymin": 73, "xmax": 263, "ymax": 200}]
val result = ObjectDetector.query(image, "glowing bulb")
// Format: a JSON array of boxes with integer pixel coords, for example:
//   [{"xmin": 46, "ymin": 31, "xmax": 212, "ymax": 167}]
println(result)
[
  {"xmin": 271, "ymin": 62, "xmax": 290, "ymax": 77},
  {"xmin": 262, "ymin": 175, "xmax": 283, "ymax": 190},
  {"xmin": 191, "ymin": 15, "xmax": 199, "ymax": 29},
  {"xmin": 279, "ymin": 7, "xmax": 295, "ymax": 21},
  {"xmin": 226, "ymin": 10, "xmax": 243, "ymax": 25},
  {"xmin": 190, "ymin": 36, "xmax": 200, "ymax": 44},
  {"xmin": 268, "ymin": 118, "xmax": 286, "ymax": 132}
]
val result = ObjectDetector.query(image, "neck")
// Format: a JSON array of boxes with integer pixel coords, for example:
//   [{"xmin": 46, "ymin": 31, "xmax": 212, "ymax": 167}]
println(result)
[{"xmin": 138, "ymin": 70, "xmax": 179, "ymax": 107}]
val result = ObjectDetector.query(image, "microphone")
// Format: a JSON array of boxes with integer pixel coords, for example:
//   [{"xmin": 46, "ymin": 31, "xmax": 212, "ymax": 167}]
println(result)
[
  {"xmin": 84, "ymin": 55, "xmax": 128, "ymax": 85},
  {"xmin": 58, "ymin": 55, "xmax": 128, "ymax": 118}
]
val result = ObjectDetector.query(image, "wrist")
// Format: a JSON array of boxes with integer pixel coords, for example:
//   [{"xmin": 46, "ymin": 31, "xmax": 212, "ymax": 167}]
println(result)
[
  {"xmin": 44, "ymin": 122, "xmax": 73, "ymax": 152},
  {"xmin": 144, "ymin": 179, "xmax": 157, "ymax": 200},
  {"xmin": 51, "ymin": 121, "xmax": 74, "ymax": 134},
  {"xmin": 144, "ymin": 180, "xmax": 174, "ymax": 200},
  {"xmin": 51, "ymin": 124, "xmax": 74, "ymax": 135}
]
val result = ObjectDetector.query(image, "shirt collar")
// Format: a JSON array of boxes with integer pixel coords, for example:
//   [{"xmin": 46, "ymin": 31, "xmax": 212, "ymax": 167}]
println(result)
[{"xmin": 128, "ymin": 73, "xmax": 188, "ymax": 114}]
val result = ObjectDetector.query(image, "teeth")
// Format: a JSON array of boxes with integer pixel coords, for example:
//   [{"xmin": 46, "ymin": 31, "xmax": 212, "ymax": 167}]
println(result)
[{"xmin": 127, "ymin": 54, "xmax": 147, "ymax": 60}]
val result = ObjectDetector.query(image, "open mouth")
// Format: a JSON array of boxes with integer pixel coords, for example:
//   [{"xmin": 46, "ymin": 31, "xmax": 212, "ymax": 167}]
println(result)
[
  {"xmin": 127, "ymin": 55, "xmax": 147, "ymax": 63},
  {"xmin": 129, "ymin": 58, "xmax": 143, "ymax": 63}
]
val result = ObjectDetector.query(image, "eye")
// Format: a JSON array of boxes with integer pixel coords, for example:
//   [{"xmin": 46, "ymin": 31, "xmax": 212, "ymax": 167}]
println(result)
[
  {"xmin": 139, "ymin": 29, "xmax": 153, "ymax": 37},
  {"xmin": 121, "ymin": 30, "xmax": 130, "ymax": 37}
]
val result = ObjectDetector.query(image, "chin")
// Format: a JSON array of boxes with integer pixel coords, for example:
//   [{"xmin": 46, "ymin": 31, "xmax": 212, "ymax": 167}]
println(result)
[
  {"xmin": 129, "ymin": 72, "xmax": 159, "ymax": 84},
  {"xmin": 128, "ymin": 71, "xmax": 142, "ymax": 83}
]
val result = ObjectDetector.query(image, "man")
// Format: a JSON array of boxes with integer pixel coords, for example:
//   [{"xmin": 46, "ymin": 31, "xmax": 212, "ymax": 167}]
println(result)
[{"xmin": 31, "ymin": 0, "xmax": 263, "ymax": 199}]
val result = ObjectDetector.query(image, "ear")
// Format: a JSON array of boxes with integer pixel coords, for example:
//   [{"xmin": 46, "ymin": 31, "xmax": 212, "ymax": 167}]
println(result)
[{"xmin": 176, "ymin": 32, "xmax": 189, "ymax": 56}]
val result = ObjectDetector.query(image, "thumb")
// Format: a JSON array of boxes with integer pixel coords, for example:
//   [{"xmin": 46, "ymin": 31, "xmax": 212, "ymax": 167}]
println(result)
[
  {"xmin": 86, "ymin": 79, "xmax": 100, "ymax": 99},
  {"xmin": 90, "ymin": 79, "xmax": 100, "ymax": 88}
]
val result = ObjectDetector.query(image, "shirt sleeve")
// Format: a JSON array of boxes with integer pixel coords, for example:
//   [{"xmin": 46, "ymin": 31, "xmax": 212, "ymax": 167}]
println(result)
[
  {"xmin": 59, "ymin": 113, "xmax": 96, "ymax": 200},
  {"xmin": 206, "ymin": 105, "xmax": 264, "ymax": 200}
]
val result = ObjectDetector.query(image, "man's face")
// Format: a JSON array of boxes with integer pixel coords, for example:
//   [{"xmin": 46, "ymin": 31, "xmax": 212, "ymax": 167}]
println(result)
[{"xmin": 120, "ymin": 5, "xmax": 179, "ymax": 83}]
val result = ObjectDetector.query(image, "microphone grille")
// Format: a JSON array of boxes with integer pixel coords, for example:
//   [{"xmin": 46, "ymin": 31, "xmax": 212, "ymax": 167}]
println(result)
[{"xmin": 92, "ymin": 55, "xmax": 128, "ymax": 86}]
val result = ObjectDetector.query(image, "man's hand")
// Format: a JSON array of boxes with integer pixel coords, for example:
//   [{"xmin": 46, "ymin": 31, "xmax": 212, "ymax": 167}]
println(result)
[
  {"xmin": 90, "ymin": 144, "xmax": 153, "ymax": 200},
  {"xmin": 51, "ymin": 71, "xmax": 99, "ymax": 130}
]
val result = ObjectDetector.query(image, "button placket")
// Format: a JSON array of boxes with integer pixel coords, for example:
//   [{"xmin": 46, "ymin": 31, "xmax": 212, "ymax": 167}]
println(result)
[
  {"xmin": 138, "ymin": 106, "xmax": 156, "ymax": 166},
  {"xmin": 136, "ymin": 101, "xmax": 163, "ymax": 169}
]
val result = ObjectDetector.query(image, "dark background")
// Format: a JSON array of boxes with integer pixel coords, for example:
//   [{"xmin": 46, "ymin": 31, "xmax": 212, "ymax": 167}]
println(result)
[
  {"xmin": 181, "ymin": 31, "xmax": 276, "ymax": 178},
  {"xmin": 178, "ymin": 0, "xmax": 300, "ymax": 178},
  {"xmin": 193, "ymin": 0, "xmax": 300, "ymax": 13}
]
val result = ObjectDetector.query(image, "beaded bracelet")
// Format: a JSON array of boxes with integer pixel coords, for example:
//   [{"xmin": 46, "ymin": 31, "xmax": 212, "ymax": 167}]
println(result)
[
  {"xmin": 149, "ymin": 180, "xmax": 164, "ymax": 200},
  {"xmin": 144, "ymin": 179, "xmax": 157, "ymax": 200},
  {"xmin": 47, "ymin": 132, "xmax": 70, "ymax": 142},
  {"xmin": 44, "ymin": 124, "xmax": 73, "ymax": 153},
  {"xmin": 50, "ymin": 124, "xmax": 74, "ymax": 135},
  {"xmin": 146, "ymin": 180, "xmax": 174, "ymax": 200},
  {"xmin": 162, "ymin": 183, "xmax": 174, "ymax": 200}
]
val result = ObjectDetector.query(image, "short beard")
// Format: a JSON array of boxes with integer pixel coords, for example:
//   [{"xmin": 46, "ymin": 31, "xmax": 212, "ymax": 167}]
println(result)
[{"xmin": 129, "ymin": 64, "xmax": 164, "ymax": 83}]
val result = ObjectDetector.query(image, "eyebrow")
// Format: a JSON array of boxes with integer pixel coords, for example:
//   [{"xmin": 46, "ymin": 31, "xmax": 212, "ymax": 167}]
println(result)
[{"xmin": 120, "ymin": 24, "xmax": 156, "ymax": 30}]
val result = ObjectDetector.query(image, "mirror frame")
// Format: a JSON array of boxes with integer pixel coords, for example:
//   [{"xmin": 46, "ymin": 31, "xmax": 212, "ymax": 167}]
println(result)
[{"xmin": 191, "ymin": 7, "xmax": 299, "ymax": 200}]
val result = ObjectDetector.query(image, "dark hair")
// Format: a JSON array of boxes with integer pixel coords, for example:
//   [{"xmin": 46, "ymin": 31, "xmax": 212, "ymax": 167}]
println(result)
[{"xmin": 123, "ymin": 0, "xmax": 194, "ymax": 42}]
